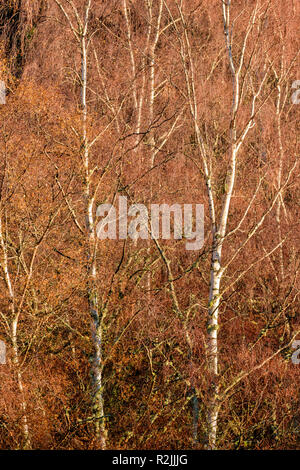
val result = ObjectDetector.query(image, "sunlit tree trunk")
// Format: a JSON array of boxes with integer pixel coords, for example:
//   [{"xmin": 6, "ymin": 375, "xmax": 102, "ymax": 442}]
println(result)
[
  {"xmin": 175, "ymin": 0, "xmax": 268, "ymax": 448},
  {"xmin": 0, "ymin": 216, "xmax": 31, "ymax": 449},
  {"xmin": 54, "ymin": 0, "xmax": 107, "ymax": 448},
  {"xmin": 205, "ymin": 1, "xmax": 263, "ymax": 448}
]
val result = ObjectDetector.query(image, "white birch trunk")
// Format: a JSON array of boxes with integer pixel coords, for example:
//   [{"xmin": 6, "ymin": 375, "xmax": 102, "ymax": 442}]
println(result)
[
  {"xmin": 54, "ymin": 0, "xmax": 107, "ymax": 448},
  {"xmin": 205, "ymin": 1, "xmax": 259, "ymax": 448},
  {"xmin": 81, "ymin": 5, "xmax": 107, "ymax": 449},
  {"xmin": 0, "ymin": 216, "xmax": 31, "ymax": 449}
]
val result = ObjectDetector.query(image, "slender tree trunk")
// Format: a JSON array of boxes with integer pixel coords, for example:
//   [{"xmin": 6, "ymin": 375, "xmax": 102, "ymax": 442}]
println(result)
[
  {"xmin": 54, "ymin": 0, "xmax": 107, "ymax": 448},
  {"xmin": 206, "ymin": 237, "xmax": 222, "ymax": 448},
  {"xmin": 0, "ymin": 216, "xmax": 31, "ymax": 449},
  {"xmin": 205, "ymin": 1, "xmax": 260, "ymax": 448},
  {"xmin": 80, "ymin": 8, "xmax": 107, "ymax": 448},
  {"xmin": 11, "ymin": 319, "xmax": 31, "ymax": 449}
]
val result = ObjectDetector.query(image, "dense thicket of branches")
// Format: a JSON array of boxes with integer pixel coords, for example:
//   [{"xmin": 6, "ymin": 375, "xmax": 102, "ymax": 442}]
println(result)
[{"xmin": 0, "ymin": 0, "xmax": 299, "ymax": 450}]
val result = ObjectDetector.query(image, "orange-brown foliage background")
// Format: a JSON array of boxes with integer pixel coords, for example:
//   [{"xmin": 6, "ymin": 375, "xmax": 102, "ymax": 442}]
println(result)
[{"xmin": 0, "ymin": 0, "xmax": 299, "ymax": 449}]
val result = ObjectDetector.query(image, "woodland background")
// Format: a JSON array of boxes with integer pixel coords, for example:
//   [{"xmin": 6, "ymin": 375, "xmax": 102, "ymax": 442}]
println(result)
[{"xmin": 0, "ymin": 0, "xmax": 299, "ymax": 450}]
